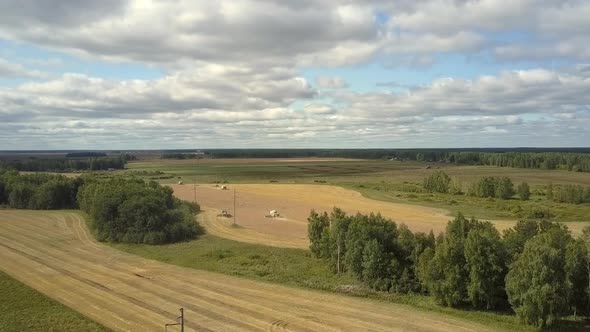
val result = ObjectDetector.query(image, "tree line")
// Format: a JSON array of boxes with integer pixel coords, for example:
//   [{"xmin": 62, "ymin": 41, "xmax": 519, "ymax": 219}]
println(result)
[
  {"xmin": 0, "ymin": 156, "xmax": 130, "ymax": 172},
  {"xmin": 308, "ymin": 209, "xmax": 590, "ymax": 327},
  {"xmin": 0, "ymin": 169, "xmax": 81, "ymax": 209},
  {"xmin": 192, "ymin": 149, "xmax": 590, "ymax": 172},
  {"xmin": 0, "ymin": 168, "xmax": 202, "ymax": 244}
]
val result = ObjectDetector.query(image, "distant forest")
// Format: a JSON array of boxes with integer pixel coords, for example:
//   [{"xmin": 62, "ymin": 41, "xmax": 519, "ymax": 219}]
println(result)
[
  {"xmin": 0, "ymin": 156, "xmax": 132, "ymax": 172},
  {"xmin": 162, "ymin": 148, "xmax": 590, "ymax": 173}
]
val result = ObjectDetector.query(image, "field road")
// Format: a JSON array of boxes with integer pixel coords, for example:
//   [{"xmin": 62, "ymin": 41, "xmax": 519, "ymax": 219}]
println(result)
[{"xmin": 0, "ymin": 210, "xmax": 498, "ymax": 332}]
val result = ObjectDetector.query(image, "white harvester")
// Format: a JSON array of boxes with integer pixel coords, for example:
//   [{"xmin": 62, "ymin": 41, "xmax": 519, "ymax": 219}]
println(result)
[
  {"xmin": 265, "ymin": 210, "xmax": 280, "ymax": 218},
  {"xmin": 177, "ymin": 181, "xmax": 184, "ymax": 185},
  {"xmin": 220, "ymin": 185, "xmax": 229, "ymax": 190}
]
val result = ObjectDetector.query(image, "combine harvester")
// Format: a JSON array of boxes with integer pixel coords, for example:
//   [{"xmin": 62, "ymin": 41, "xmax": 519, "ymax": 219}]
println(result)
[
  {"xmin": 265, "ymin": 210, "xmax": 280, "ymax": 218},
  {"xmin": 217, "ymin": 209, "xmax": 232, "ymax": 218}
]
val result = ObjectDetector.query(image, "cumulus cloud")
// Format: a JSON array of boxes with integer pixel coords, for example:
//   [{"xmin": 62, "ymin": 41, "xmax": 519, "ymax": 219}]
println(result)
[
  {"xmin": 2, "ymin": 1, "xmax": 588, "ymax": 67},
  {"xmin": 0, "ymin": 0, "xmax": 382, "ymax": 67},
  {"xmin": 0, "ymin": 0, "xmax": 589, "ymax": 148},
  {"xmin": 340, "ymin": 68, "xmax": 590, "ymax": 118},
  {"xmin": 0, "ymin": 58, "xmax": 45, "ymax": 78},
  {"xmin": 2, "ymin": 65, "xmax": 589, "ymax": 148}
]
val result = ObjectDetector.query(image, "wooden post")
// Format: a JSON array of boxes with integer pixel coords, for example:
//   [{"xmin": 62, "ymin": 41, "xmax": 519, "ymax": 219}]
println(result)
[
  {"xmin": 233, "ymin": 188, "xmax": 236, "ymax": 226},
  {"xmin": 180, "ymin": 308, "xmax": 184, "ymax": 332}
]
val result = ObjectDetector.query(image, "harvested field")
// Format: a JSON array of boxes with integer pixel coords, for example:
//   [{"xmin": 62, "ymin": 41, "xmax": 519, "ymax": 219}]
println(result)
[
  {"xmin": 0, "ymin": 210, "xmax": 497, "ymax": 331},
  {"xmin": 172, "ymin": 184, "xmax": 586, "ymax": 249},
  {"xmin": 172, "ymin": 184, "xmax": 495, "ymax": 247}
]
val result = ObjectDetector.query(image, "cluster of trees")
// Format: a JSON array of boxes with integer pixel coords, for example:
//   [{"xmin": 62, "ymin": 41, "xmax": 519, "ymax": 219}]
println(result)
[
  {"xmin": 466, "ymin": 176, "xmax": 516, "ymax": 200},
  {"xmin": 1, "ymin": 167, "xmax": 202, "ymax": 245},
  {"xmin": 77, "ymin": 178, "xmax": 202, "ymax": 244},
  {"xmin": 309, "ymin": 209, "xmax": 590, "ymax": 327},
  {"xmin": 0, "ymin": 156, "xmax": 128, "ymax": 172},
  {"xmin": 550, "ymin": 184, "xmax": 590, "ymax": 204},
  {"xmin": 423, "ymin": 171, "xmax": 531, "ymax": 200},
  {"xmin": 308, "ymin": 208, "xmax": 433, "ymax": 293},
  {"xmin": 0, "ymin": 168, "xmax": 81, "ymax": 209}
]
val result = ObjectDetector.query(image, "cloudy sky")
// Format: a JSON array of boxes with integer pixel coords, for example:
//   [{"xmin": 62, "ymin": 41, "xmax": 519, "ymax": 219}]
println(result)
[{"xmin": 1, "ymin": 0, "xmax": 589, "ymax": 149}]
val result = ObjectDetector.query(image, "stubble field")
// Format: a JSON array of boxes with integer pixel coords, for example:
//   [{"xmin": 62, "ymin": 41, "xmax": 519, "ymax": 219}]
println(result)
[
  {"xmin": 171, "ymin": 183, "xmax": 587, "ymax": 249},
  {"xmin": 0, "ymin": 209, "xmax": 499, "ymax": 332}
]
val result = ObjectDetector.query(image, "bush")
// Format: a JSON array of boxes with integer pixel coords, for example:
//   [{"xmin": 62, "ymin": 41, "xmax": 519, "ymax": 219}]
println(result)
[
  {"xmin": 517, "ymin": 182, "xmax": 531, "ymax": 201},
  {"xmin": 423, "ymin": 171, "xmax": 451, "ymax": 193},
  {"xmin": 552, "ymin": 184, "xmax": 590, "ymax": 204}
]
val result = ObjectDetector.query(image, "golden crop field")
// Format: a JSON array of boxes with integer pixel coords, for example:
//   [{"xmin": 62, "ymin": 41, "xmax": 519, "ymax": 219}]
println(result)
[{"xmin": 0, "ymin": 210, "xmax": 497, "ymax": 331}]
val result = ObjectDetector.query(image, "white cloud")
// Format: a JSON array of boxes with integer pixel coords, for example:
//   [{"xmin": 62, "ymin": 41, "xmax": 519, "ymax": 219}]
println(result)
[
  {"xmin": 0, "ymin": 1, "xmax": 589, "ymax": 148},
  {"xmin": 0, "ymin": 58, "xmax": 45, "ymax": 78},
  {"xmin": 1, "ymin": 66, "xmax": 589, "ymax": 148}
]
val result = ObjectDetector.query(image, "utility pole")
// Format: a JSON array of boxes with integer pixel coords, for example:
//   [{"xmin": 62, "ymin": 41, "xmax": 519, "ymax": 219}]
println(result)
[
  {"xmin": 164, "ymin": 308, "xmax": 184, "ymax": 332},
  {"xmin": 180, "ymin": 308, "xmax": 184, "ymax": 332},
  {"xmin": 233, "ymin": 187, "xmax": 236, "ymax": 226}
]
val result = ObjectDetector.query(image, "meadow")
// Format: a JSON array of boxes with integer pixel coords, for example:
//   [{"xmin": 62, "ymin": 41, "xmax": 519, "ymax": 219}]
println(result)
[{"xmin": 0, "ymin": 270, "xmax": 109, "ymax": 332}]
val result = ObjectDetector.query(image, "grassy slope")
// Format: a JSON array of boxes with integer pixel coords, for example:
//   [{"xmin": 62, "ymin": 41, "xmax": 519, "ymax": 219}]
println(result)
[
  {"xmin": 112, "ymin": 233, "xmax": 539, "ymax": 332},
  {"xmin": 0, "ymin": 270, "xmax": 109, "ymax": 332}
]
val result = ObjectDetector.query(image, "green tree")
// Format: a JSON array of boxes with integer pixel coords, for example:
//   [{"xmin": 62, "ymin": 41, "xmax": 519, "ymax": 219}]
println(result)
[
  {"xmin": 307, "ymin": 210, "xmax": 330, "ymax": 257},
  {"xmin": 517, "ymin": 182, "xmax": 531, "ymax": 201},
  {"xmin": 476, "ymin": 177, "xmax": 496, "ymax": 198},
  {"xmin": 580, "ymin": 226, "xmax": 590, "ymax": 317},
  {"xmin": 8, "ymin": 182, "xmax": 34, "ymax": 208},
  {"xmin": 505, "ymin": 227, "xmax": 573, "ymax": 327},
  {"xmin": 495, "ymin": 177, "xmax": 515, "ymax": 200},
  {"xmin": 565, "ymin": 239, "xmax": 588, "ymax": 317},
  {"xmin": 361, "ymin": 239, "xmax": 390, "ymax": 290},
  {"xmin": 502, "ymin": 220, "xmax": 539, "ymax": 261},
  {"xmin": 464, "ymin": 223, "xmax": 508, "ymax": 309},
  {"xmin": 425, "ymin": 214, "xmax": 477, "ymax": 306},
  {"xmin": 416, "ymin": 247, "xmax": 436, "ymax": 293}
]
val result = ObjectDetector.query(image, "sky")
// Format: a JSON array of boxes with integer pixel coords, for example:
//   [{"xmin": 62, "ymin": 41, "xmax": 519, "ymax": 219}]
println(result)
[{"xmin": 0, "ymin": 0, "xmax": 589, "ymax": 149}]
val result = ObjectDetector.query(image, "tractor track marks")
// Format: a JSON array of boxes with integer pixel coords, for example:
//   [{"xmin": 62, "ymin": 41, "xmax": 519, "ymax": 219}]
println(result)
[{"xmin": 0, "ymin": 210, "xmax": 497, "ymax": 331}]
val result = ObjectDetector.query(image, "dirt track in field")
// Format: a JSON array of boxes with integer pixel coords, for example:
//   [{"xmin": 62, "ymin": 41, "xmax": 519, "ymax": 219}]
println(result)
[{"xmin": 0, "ymin": 210, "xmax": 497, "ymax": 332}]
